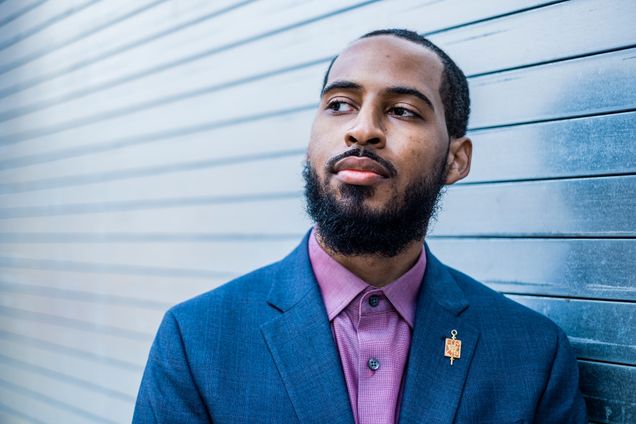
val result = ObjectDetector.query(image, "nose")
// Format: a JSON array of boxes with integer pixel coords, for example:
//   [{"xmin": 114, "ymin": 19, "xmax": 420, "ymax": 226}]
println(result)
[{"xmin": 345, "ymin": 107, "xmax": 386, "ymax": 148}]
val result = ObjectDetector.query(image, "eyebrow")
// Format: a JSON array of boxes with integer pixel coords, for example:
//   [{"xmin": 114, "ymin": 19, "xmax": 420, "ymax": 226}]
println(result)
[
  {"xmin": 384, "ymin": 86, "xmax": 434, "ymax": 111},
  {"xmin": 321, "ymin": 80, "xmax": 434, "ymax": 112},
  {"xmin": 321, "ymin": 80, "xmax": 362, "ymax": 97}
]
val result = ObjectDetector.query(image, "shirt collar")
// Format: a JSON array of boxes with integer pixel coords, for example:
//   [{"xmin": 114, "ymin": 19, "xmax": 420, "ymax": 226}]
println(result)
[{"xmin": 308, "ymin": 229, "xmax": 426, "ymax": 328}]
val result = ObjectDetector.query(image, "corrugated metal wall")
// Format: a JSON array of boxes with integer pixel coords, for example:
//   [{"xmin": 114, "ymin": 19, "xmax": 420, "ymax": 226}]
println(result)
[{"xmin": 0, "ymin": 1, "xmax": 633, "ymax": 422}]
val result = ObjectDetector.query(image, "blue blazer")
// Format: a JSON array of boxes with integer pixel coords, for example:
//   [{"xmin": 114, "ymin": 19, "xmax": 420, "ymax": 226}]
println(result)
[{"xmin": 134, "ymin": 234, "xmax": 586, "ymax": 423}]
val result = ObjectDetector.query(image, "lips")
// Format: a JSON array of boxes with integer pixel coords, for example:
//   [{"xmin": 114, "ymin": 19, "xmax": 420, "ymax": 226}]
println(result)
[{"xmin": 333, "ymin": 156, "xmax": 391, "ymax": 178}]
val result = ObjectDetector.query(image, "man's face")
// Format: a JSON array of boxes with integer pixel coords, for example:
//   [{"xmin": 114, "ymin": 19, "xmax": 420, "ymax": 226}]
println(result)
[
  {"xmin": 307, "ymin": 35, "xmax": 452, "ymax": 214},
  {"xmin": 304, "ymin": 35, "xmax": 470, "ymax": 256}
]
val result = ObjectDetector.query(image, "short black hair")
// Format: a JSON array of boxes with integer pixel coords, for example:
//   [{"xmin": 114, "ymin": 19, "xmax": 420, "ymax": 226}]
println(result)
[{"xmin": 321, "ymin": 28, "xmax": 470, "ymax": 138}]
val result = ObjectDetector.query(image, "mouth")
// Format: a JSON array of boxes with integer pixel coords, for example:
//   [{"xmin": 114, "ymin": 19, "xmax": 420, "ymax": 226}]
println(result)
[{"xmin": 332, "ymin": 156, "xmax": 391, "ymax": 186}]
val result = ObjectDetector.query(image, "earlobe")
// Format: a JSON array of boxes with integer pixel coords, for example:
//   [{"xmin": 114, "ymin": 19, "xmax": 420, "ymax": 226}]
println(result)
[{"xmin": 444, "ymin": 136, "xmax": 472, "ymax": 185}]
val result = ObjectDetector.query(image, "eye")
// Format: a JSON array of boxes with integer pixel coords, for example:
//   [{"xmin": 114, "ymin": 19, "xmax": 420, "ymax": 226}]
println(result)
[
  {"xmin": 389, "ymin": 106, "xmax": 420, "ymax": 118},
  {"xmin": 326, "ymin": 100, "xmax": 355, "ymax": 113}
]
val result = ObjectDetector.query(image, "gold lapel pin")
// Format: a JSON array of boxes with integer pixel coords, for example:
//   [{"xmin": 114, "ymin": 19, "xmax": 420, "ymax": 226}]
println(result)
[{"xmin": 444, "ymin": 329, "xmax": 461, "ymax": 365}]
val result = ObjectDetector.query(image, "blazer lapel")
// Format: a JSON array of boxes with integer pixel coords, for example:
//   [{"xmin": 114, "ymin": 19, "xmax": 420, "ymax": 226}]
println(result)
[
  {"xmin": 260, "ymin": 234, "xmax": 354, "ymax": 424},
  {"xmin": 399, "ymin": 247, "xmax": 480, "ymax": 424}
]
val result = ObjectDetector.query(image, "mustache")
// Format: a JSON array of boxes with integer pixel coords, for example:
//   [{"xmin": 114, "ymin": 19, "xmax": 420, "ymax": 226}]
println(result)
[{"xmin": 325, "ymin": 148, "xmax": 397, "ymax": 178}]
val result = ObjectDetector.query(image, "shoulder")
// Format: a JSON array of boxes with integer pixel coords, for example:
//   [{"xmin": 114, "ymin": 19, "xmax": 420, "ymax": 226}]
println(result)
[
  {"xmin": 166, "ymin": 259, "xmax": 285, "ymax": 332},
  {"xmin": 442, "ymin": 266, "xmax": 586, "ymax": 421},
  {"xmin": 443, "ymin": 264, "xmax": 578, "ymax": 389}
]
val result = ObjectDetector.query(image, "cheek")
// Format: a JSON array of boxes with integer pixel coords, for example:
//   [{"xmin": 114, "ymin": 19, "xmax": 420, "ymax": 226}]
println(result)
[
  {"xmin": 396, "ymin": 136, "xmax": 445, "ymax": 177},
  {"xmin": 401, "ymin": 134, "xmax": 430, "ymax": 161},
  {"xmin": 307, "ymin": 122, "xmax": 325, "ymax": 161},
  {"xmin": 306, "ymin": 140, "xmax": 331, "ymax": 181},
  {"xmin": 307, "ymin": 121, "xmax": 344, "ymax": 166}
]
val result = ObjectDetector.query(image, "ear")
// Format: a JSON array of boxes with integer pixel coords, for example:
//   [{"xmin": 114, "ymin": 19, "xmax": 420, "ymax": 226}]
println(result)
[{"xmin": 444, "ymin": 136, "xmax": 472, "ymax": 185}]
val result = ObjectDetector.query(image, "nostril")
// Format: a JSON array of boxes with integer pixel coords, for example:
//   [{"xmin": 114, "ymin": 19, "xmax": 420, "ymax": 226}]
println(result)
[{"xmin": 346, "ymin": 134, "xmax": 359, "ymax": 145}]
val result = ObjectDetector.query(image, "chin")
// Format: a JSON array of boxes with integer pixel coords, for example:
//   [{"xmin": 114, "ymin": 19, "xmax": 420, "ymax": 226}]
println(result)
[{"xmin": 358, "ymin": 196, "xmax": 393, "ymax": 211}]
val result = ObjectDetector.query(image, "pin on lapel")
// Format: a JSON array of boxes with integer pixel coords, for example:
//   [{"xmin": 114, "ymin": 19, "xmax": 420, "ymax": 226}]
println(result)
[{"xmin": 444, "ymin": 329, "xmax": 461, "ymax": 365}]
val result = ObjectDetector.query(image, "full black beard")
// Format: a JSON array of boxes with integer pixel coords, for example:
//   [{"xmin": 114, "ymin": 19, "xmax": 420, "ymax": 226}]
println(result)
[{"xmin": 303, "ymin": 156, "xmax": 447, "ymax": 257}]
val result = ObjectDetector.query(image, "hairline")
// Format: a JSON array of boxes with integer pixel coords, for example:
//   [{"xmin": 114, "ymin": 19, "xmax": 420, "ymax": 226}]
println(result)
[{"xmin": 321, "ymin": 34, "xmax": 449, "ymax": 99}]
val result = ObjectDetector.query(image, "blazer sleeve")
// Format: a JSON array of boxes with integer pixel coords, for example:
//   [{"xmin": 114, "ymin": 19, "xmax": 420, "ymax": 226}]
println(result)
[
  {"xmin": 132, "ymin": 310, "xmax": 211, "ymax": 423},
  {"xmin": 534, "ymin": 328, "xmax": 587, "ymax": 423}
]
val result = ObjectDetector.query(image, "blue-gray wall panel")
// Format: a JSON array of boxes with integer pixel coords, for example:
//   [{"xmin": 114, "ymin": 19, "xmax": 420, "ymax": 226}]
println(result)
[
  {"xmin": 580, "ymin": 361, "xmax": 636, "ymax": 423},
  {"xmin": 428, "ymin": 238, "xmax": 636, "ymax": 300}
]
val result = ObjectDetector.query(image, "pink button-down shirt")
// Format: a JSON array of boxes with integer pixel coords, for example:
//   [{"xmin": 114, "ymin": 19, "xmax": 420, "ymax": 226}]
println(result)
[{"xmin": 308, "ymin": 231, "xmax": 426, "ymax": 424}]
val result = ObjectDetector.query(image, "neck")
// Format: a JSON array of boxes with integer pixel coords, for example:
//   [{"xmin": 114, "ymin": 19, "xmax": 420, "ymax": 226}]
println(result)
[{"xmin": 315, "ymin": 232, "xmax": 424, "ymax": 287}]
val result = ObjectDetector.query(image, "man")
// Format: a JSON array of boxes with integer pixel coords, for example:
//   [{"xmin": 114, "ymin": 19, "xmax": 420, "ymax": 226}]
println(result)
[{"xmin": 133, "ymin": 29, "xmax": 587, "ymax": 423}]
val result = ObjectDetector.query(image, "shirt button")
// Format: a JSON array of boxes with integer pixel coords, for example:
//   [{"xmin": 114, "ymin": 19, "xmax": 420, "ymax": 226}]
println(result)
[
  {"xmin": 368, "ymin": 295, "xmax": 380, "ymax": 307},
  {"xmin": 367, "ymin": 358, "xmax": 380, "ymax": 371}
]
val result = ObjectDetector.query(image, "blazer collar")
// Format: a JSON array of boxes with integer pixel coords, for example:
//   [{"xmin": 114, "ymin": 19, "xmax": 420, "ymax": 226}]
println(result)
[{"xmin": 261, "ymin": 231, "xmax": 354, "ymax": 424}]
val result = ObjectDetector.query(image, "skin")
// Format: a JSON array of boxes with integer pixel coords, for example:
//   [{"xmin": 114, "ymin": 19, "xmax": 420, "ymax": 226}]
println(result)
[{"xmin": 307, "ymin": 35, "xmax": 473, "ymax": 287}]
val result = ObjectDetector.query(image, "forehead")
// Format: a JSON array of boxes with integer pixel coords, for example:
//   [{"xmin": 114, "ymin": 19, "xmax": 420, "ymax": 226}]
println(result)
[{"xmin": 327, "ymin": 35, "xmax": 444, "ymax": 96}]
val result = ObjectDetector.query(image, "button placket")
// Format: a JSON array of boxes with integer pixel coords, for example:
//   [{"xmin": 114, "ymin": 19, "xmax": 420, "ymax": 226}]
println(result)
[
  {"xmin": 357, "ymin": 304, "xmax": 409, "ymax": 424},
  {"xmin": 358, "ymin": 294, "xmax": 383, "ymax": 378}
]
